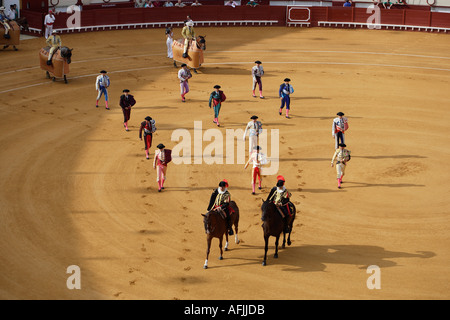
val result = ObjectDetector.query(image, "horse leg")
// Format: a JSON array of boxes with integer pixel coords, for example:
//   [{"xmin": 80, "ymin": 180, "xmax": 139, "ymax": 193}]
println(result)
[
  {"xmin": 262, "ymin": 235, "xmax": 269, "ymax": 266},
  {"xmin": 46, "ymin": 71, "xmax": 50, "ymax": 79},
  {"xmin": 204, "ymin": 236, "xmax": 211, "ymax": 269},
  {"xmin": 274, "ymin": 235, "xmax": 280, "ymax": 259},
  {"xmin": 218, "ymin": 235, "xmax": 223, "ymax": 260},
  {"xmin": 234, "ymin": 220, "xmax": 240, "ymax": 244},
  {"xmin": 224, "ymin": 231, "xmax": 229, "ymax": 251},
  {"xmin": 282, "ymin": 231, "xmax": 286, "ymax": 249}
]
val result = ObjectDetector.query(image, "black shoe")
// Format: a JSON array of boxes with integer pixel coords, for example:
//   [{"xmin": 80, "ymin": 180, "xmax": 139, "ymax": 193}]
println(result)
[
  {"xmin": 4, "ymin": 34, "xmax": 10, "ymax": 39},
  {"xmin": 182, "ymin": 53, "xmax": 188, "ymax": 58},
  {"xmin": 47, "ymin": 60, "xmax": 52, "ymax": 65}
]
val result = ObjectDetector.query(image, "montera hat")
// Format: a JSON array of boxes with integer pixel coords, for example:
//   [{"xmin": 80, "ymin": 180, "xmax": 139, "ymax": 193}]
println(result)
[
  {"xmin": 100, "ymin": 70, "xmax": 107, "ymax": 74},
  {"xmin": 181, "ymin": 63, "xmax": 187, "ymax": 67},
  {"xmin": 255, "ymin": 60, "xmax": 262, "ymax": 64},
  {"xmin": 157, "ymin": 143, "xmax": 165, "ymax": 149},
  {"xmin": 145, "ymin": 116, "xmax": 152, "ymax": 121},
  {"xmin": 250, "ymin": 115, "xmax": 258, "ymax": 120},
  {"xmin": 214, "ymin": 85, "xmax": 221, "ymax": 89},
  {"xmin": 219, "ymin": 179, "xmax": 229, "ymax": 188},
  {"xmin": 284, "ymin": 78, "xmax": 291, "ymax": 82},
  {"xmin": 337, "ymin": 112, "xmax": 345, "ymax": 116},
  {"xmin": 339, "ymin": 143, "xmax": 347, "ymax": 147},
  {"xmin": 123, "ymin": 89, "xmax": 130, "ymax": 92}
]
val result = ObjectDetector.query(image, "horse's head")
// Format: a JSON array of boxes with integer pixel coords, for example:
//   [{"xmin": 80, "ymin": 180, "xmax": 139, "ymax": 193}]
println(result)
[
  {"xmin": 60, "ymin": 47, "xmax": 73, "ymax": 64},
  {"xmin": 261, "ymin": 199, "xmax": 272, "ymax": 222},
  {"xmin": 196, "ymin": 35, "xmax": 206, "ymax": 50}
]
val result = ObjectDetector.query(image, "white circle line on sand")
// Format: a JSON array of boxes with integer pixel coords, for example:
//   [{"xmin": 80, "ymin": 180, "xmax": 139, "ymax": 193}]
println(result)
[
  {"xmin": 1, "ymin": 49, "xmax": 450, "ymax": 76},
  {"xmin": 1, "ymin": 61, "xmax": 449, "ymax": 95}
]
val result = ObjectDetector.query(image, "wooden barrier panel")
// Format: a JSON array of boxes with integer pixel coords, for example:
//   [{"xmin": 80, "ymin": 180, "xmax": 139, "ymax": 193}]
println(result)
[
  {"xmin": 405, "ymin": 8, "xmax": 431, "ymax": 26},
  {"xmin": 327, "ymin": 7, "xmax": 353, "ymax": 22},
  {"xmin": 431, "ymin": 12, "xmax": 450, "ymax": 28},
  {"xmin": 380, "ymin": 8, "xmax": 404, "ymax": 25}
]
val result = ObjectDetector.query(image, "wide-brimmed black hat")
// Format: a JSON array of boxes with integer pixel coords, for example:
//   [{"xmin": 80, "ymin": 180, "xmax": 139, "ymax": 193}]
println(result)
[
  {"xmin": 337, "ymin": 112, "xmax": 345, "ymax": 116},
  {"xmin": 250, "ymin": 115, "xmax": 258, "ymax": 120},
  {"xmin": 123, "ymin": 89, "xmax": 130, "ymax": 92},
  {"xmin": 100, "ymin": 70, "xmax": 107, "ymax": 73},
  {"xmin": 284, "ymin": 78, "xmax": 291, "ymax": 82},
  {"xmin": 214, "ymin": 85, "xmax": 221, "ymax": 89},
  {"xmin": 157, "ymin": 143, "xmax": 165, "ymax": 149},
  {"xmin": 145, "ymin": 116, "xmax": 152, "ymax": 121},
  {"xmin": 255, "ymin": 60, "xmax": 262, "ymax": 64},
  {"xmin": 338, "ymin": 143, "xmax": 347, "ymax": 147}
]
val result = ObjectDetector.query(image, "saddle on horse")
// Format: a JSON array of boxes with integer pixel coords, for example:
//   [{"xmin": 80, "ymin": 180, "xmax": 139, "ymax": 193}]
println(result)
[{"xmin": 275, "ymin": 202, "xmax": 295, "ymax": 233}]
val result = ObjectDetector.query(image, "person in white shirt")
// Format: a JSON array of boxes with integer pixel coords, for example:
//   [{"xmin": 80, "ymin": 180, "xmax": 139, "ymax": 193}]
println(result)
[
  {"xmin": 243, "ymin": 115, "xmax": 263, "ymax": 155},
  {"xmin": 175, "ymin": 0, "xmax": 186, "ymax": 7},
  {"xmin": 95, "ymin": 70, "xmax": 111, "ymax": 110},
  {"xmin": 5, "ymin": 5, "xmax": 17, "ymax": 20},
  {"xmin": 225, "ymin": 0, "xmax": 239, "ymax": 7},
  {"xmin": 163, "ymin": 0, "xmax": 174, "ymax": 6},
  {"xmin": 244, "ymin": 145, "xmax": 267, "ymax": 194},
  {"xmin": 165, "ymin": 27, "xmax": 175, "ymax": 61},
  {"xmin": 178, "ymin": 63, "xmax": 192, "ymax": 102},
  {"xmin": 191, "ymin": 0, "xmax": 202, "ymax": 5},
  {"xmin": 44, "ymin": 9, "xmax": 56, "ymax": 39},
  {"xmin": 331, "ymin": 112, "xmax": 349, "ymax": 149},
  {"xmin": 251, "ymin": 60, "xmax": 264, "ymax": 99}
]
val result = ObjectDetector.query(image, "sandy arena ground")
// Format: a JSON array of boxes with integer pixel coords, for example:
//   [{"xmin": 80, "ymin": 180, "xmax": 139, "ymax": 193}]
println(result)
[{"xmin": 0, "ymin": 26, "xmax": 449, "ymax": 300}]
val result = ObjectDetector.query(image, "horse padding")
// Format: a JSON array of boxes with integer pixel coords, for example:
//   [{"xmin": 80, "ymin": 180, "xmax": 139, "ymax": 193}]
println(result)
[
  {"xmin": 0, "ymin": 21, "xmax": 20, "ymax": 46},
  {"xmin": 39, "ymin": 47, "xmax": 70, "ymax": 78},
  {"xmin": 172, "ymin": 39, "xmax": 204, "ymax": 69}
]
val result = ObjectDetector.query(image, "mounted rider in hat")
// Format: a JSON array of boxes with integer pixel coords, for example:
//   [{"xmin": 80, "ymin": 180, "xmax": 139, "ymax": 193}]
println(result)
[
  {"xmin": 181, "ymin": 20, "xmax": 195, "ymax": 58},
  {"xmin": 207, "ymin": 180, "xmax": 234, "ymax": 235},
  {"xmin": 265, "ymin": 175, "xmax": 292, "ymax": 232},
  {"xmin": 46, "ymin": 29, "xmax": 61, "ymax": 65},
  {"xmin": 0, "ymin": 6, "xmax": 11, "ymax": 39}
]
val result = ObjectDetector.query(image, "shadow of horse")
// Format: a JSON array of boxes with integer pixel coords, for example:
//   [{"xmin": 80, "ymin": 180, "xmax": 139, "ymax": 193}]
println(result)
[
  {"xmin": 268, "ymin": 244, "xmax": 435, "ymax": 272},
  {"xmin": 211, "ymin": 244, "xmax": 434, "ymax": 272}
]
